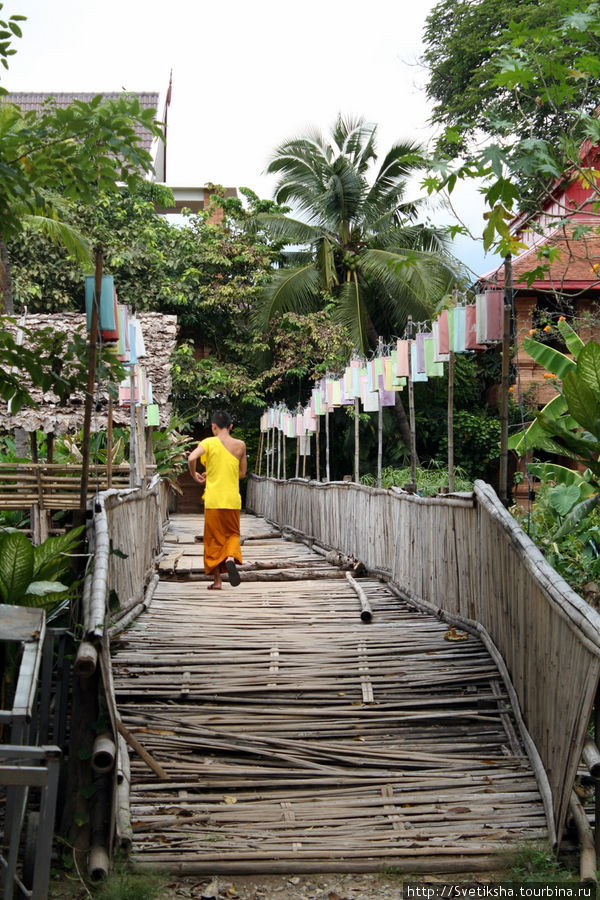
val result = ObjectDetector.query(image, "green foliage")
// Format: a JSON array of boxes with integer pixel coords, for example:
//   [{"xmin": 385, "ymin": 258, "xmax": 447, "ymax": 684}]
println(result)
[
  {"xmin": 0, "ymin": 4, "xmax": 25, "ymax": 81},
  {"xmin": 424, "ymin": 0, "xmax": 600, "ymax": 249},
  {"xmin": 513, "ymin": 481, "xmax": 600, "ymax": 593},
  {"xmin": 0, "ymin": 525, "xmax": 83, "ymax": 612},
  {"xmin": 0, "ymin": 94, "xmax": 162, "ymax": 243},
  {"xmin": 503, "ymin": 842, "xmax": 577, "ymax": 883},
  {"xmin": 361, "ymin": 463, "xmax": 473, "ymax": 495},
  {"xmin": 93, "ymin": 867, "xmax": 167, "ymax": 900}
]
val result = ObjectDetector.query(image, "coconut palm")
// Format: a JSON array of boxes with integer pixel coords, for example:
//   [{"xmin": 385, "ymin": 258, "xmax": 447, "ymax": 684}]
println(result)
[{"xmin": 253, "ymin": 115, "xmax": 461, "ymax": 353}]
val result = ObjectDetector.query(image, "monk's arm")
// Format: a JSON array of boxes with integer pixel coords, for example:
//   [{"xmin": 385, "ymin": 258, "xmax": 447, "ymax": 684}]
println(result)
[
  {"xmin": 239, "ymin": 443, "xmax": 248, "ymax": 479},
  {"xmin": 188, "ymin": 444, "xmax": 206, "ymax": 484}
]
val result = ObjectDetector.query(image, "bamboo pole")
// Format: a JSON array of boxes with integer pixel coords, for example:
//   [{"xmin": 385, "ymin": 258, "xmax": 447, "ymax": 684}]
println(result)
[
  {"xmin": 315, "ymin": 417, "xmax": 320, "ymax": 482},
  {"xmin": 569, "ymin": 791, "xmax": 597, "ymax": 886},
  {"xmin": 277, "ymin": 426, "xmax": 282, "ymax": 480},
  {"xmin": 325, "ymin": 410, "xmax": 330, "ymax": 482},
  {"xmin": 129, "ymin": 366, "xmax": 137, "ymax": 488},
  {"xmin": 345, "ymin": 571, "xmax": 373, "ymax": 623},
  {"xmin": 354, "ymin": 397, "xmax": 360, "ymax": 484},
  {"xmin": 80, "ymin": 247, "xmax": 103, "ymax": 511},
  {"xmin": 116, "ymin": 719, "xmax": 169, "ymax": 781},
  {"xmin": 256, "ymin": 431, "xmax": 264, "ymax": 476},
  {"xmin": 407, "ymin": 317, "xmax": 417, "ymax": 490},
  {"xmin": 377, "ymin": 337, "xmax": 383, "ymax": 490},
  {"xmin": 499, "ymin": 254, "xmax": 513, "ymax": 505},
  {"xmin": 107, "ymin": 396, "xmax": 113, "ymax": 489},
  {"xmin": 448, "ymin": 349, "xmax": 455, "ymax": 492}
]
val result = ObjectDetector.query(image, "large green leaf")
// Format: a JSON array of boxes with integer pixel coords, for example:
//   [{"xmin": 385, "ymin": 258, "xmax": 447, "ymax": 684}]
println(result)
[
  {"xmin": 26, "ymin": 580, "xmax": 69, "ymax": 596},
  {"xmin": 33, "ymin": 525, "xmax": 85, "ymax": 581},
  {"xmin": 0, "ymin": 531, "xmax": 34, "ymax": 604},
  {"xmin": 527, "ymin": 462, "xmax": 596, "ymax": 499},
  {"xmin": 20, "ymin": 585, "xmax": 71, "ymax": 612},
  {"xmin": 553, "ymin": 493, "xmax": 600, "ymax": 540},
  {"xmin": 548, "ymin": 483, "xmax": 581, "ymax": 517},
  {"xmin": 522, "ymin": 336, "xmax": 576, "ymax": 378},
  {"xmin": 562, "ymin": 370, "xmax": 600, "ymax": 436},
  {"xmin": 576, "ymin": 340, "xmax": 600, "ymax": 396},
  {"xmin": 557, "ymin": 319, "xmax": 584, "ymax": 358},
  {"xmin": 508, "ymin": 393, "xmax": 568, "ymax": 454}
]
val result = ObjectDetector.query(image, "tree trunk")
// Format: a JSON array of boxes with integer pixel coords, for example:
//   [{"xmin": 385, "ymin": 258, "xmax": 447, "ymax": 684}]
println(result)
[{"xmin": 0, "ymin": 239, "xmax": 15, "ymax": 314}]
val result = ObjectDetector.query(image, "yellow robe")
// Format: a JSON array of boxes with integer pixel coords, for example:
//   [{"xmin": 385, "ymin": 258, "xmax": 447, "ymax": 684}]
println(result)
[{"xmin": 200, "ymin": 437, "xmax": 242, "ymax": 575}]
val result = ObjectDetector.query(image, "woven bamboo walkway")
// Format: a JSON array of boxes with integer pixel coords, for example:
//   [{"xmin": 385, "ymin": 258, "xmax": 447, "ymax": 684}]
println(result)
[{"xmin": 110, "ymin": 513, "xmax": 547, "ymax": 875}]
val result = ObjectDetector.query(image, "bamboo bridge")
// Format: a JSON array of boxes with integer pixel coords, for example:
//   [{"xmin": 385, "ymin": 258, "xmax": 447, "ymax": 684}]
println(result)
[{"xmin": 5, "ymin": 473, "xmax": 600, "ymax": 894}]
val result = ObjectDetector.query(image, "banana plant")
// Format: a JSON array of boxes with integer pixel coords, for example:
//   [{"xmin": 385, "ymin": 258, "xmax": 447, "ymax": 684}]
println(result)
[
  {"xmin": 0, "ymin": 525, "xmax": 84, "ymax": 612},
  {"xmin": 510, "ymin": 321, "xmax": 600, "ymax": 534}
]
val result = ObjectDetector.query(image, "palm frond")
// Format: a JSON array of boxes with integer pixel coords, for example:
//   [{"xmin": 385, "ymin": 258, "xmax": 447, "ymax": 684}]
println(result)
[
  {"xmin": 23, "ymin": 215, "xmax": 93, "ymax": 270},
  {"xmin": 359, "ymin": 248, "xmax": 456, "ymax": 324},
  {"xmin": 253, "ymin": 264, "xmax": 321, "ymax": 329},
  {"xmin": 251, "ymin": 213, "xmax": 321, "ymax": 245},
  {"xmin": 363, "ymin": 141, "xmax": 423, "ymax": 214},
  {"xmin": 323, "ymin": 157, "xmax": 365, "ymax": 229},
  {"xmin": 331, "ymin": 115, "xmax": 377, "ymax": 174},
  {"xmin": 334, "ymin": 275, "xmax": 369, "ymax": 353}
]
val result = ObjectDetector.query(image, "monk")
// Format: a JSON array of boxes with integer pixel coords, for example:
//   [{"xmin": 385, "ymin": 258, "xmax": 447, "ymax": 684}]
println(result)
[{"xmin": 187, "ymin": 410, "xmax": 247, "ymax": 590}]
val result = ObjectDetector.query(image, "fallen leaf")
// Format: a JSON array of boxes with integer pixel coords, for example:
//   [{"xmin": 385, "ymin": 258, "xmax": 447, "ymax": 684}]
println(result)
[
  {"xmin": 444, "ymin": 627, "xmax": 468, "ymax": 641},
  {"xmin": 223, "ymin": 795, "xmax": 237, "ymax": 804}
]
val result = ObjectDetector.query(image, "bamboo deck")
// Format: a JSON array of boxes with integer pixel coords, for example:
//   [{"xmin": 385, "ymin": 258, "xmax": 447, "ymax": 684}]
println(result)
[{"xmin": 110, "ymin": 512, "xmax": 547, "ymax": 875}]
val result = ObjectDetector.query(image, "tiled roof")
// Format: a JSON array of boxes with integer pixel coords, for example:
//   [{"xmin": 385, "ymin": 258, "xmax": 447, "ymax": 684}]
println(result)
[
  {"xmin": 480, "ymin": 225, "xmax": 600, "ymax": 292},
  {"xmin": 4, "ymin": 92, "xmax": 160, "ymax": 153}
]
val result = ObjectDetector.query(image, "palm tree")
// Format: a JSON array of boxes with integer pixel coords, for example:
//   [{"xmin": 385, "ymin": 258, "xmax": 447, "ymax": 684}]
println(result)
[
  {"xmin": 253, "ymin": 114, "xmax": 462, "ymax": 445},
  {"xmin": 254, "ymin": 115, "xmax": 460, "ymax": 347}
]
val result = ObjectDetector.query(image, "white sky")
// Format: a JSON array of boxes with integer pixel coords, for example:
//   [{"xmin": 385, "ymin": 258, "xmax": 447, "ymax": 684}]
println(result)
[{"xmin": 6, "ymin": 0, "xmax": 494, "ymax": 276}]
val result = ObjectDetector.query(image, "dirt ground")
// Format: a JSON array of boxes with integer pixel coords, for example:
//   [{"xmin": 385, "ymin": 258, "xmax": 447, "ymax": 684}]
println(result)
[{"xmin": 49, "ymin": 869, "xmax": 506, "ymax": 900}]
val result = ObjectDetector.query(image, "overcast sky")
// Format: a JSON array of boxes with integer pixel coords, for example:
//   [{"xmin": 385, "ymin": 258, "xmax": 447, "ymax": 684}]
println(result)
[{"xmin": 6, "ymin": 0, "xmax": 493, "ymax": 276}]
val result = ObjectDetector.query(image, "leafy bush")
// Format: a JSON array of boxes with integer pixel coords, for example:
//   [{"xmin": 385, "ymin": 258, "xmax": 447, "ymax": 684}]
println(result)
[{"xmin": 511, "ymin": 482, "xmax": 600, "ymax": 594}]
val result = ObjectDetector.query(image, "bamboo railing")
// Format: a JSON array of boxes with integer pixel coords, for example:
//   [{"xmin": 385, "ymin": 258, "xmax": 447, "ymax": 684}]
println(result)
[
  {"xmin": 246, "ymin": 475, "xmax": 600, "ymax": 845},
  {"xmin": 81, "ymin": 474, "xmax": 167, "ymax": 643},
  {"xmin": 71, "ymin": 474, "xmax": 169, "ymax": 877},
  {"xmin": 0, "ymin": 463, "xmax": 151, "ymax": 510}
]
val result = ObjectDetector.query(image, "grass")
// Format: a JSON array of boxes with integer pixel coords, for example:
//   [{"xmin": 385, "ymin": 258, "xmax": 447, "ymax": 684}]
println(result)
[
  {"xmin": 361, "ymin": 463, "xmax": 473, "ymax": 495},
  {"xmin": 49, "ymin": 866, "xmax": 168, "ymax": 900}
]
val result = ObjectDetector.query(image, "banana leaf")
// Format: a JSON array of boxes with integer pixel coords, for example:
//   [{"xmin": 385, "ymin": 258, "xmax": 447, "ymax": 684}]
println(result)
[
  {"xmin": 527, "ymin": 462, "xmax": 596, "ymax": 499},
  {"xmin": 508, "ymin": 393, "xmax": 568, "ymax": 454},
  {"xmin": 522, "ymin": 336, "xmax": 576, "ymax": 378},
  {"xmin": 576, "ymin": 339, "xmax": 600, "ymax": 397},
  {"xmin": 553, "ymin": 493, "xmax": 600, "ymax": 540},
  {"xmin": 557, "ymin": 319, "xmax": 584, "ymax": 358}
]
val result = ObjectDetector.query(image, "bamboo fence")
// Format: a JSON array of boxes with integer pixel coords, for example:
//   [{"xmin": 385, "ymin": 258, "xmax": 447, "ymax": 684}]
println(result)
[
  {"xmin": 0, "ymin": 462, "xmax": 140, "ymax": 510},
  {"xmin": 246, "ymin": 475, "xmax": 600, "ymax": 843}
]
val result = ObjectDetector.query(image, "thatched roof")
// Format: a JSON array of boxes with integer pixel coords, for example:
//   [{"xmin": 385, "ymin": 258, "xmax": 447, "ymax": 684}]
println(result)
[{"xmin": 0, "ymin": 312, "xmax": 178, "ymax": 434}]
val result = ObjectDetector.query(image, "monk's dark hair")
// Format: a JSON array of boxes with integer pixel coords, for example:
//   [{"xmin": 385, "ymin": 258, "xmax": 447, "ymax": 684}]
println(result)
[{"xmin": 211, "ymin": 410, "xmax": 233, "ymax": 429}]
